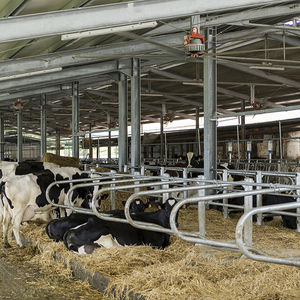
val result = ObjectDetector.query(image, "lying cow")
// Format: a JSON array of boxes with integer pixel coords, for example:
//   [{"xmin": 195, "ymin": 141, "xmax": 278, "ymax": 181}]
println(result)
[
  {"xmin": 63, "ymin": 198, "xmax": 178, "ymax": 254},
  {"xmin": 46, "ymin": 199, "xmax": 148, "ymax": 242}
]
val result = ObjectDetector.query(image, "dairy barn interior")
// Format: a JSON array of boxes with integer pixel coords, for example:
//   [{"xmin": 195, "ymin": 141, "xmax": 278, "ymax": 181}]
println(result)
[{"xmin": 1, "ymin": 0, "xmax": 300, "ymax": 299}]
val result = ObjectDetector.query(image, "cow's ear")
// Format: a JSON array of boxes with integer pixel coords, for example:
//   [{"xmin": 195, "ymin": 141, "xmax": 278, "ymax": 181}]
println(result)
[{"xmin": 167, "ymin": 198, "xmax": 176, "ymax": 207}]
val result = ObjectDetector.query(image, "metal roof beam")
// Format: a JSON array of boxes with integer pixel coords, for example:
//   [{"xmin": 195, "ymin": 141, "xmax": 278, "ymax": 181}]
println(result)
[
  {"xmin": 146, "ymin": 3, "xmax": 300, "ymax": 36},
  {"xmin": 0, "ymin": 29, "xmax": 276, "ymax": 78},
  {"xmin": 0, "ymin": 0, "xmax": 26, "ymax": 17},
  {"xmin": 0, "ymin": 85, "xmax": 71, "ymax": 102},
  {"xmin": 85, "ymin": 90, "xmax": 159, "ymax": 122},
  {"xmin": 204, "ymin": 2, "xmax": 300, "ymax": 27},
  {"xmin": 0, "ymin": 33, "xmax": 183, "ymax": 77},
  {"xmin": 218, "ymin": 60, "xmax": 300, "ymax": 89},
  {"xmin": 150, "ymin": 68, "xmax": 250, "ymax": 101},
  {"xmin": 269, "ymin": 33, "xmax": 300, "ymax": 46},
  {"xmin": 0, "ymin": 0, "xmax": 291, "ymax": 43},
  {"xmin": 0, "ymin": 61, "xmax": 118, "ymax": 92}
]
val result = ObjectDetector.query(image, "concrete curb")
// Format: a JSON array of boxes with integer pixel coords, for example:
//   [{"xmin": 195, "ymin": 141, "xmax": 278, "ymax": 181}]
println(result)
[{"xmin": 24, "ymin": 238, "xmax": 145, "ymax": 300}]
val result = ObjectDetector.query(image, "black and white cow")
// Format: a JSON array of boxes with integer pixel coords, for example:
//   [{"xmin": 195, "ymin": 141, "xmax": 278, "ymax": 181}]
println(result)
[
  {"xmin": 211, "ymin": 192, "xmax": 298, "ymax": 228},
  {"xmin": 45, "ymin": 199, "xmax": 148, "ymax": 242},
  {"xmin": 0, "ymin": 160, "xmax": 59, "ymax": 180},
  {"xmin": 0, "ymin": 165, "xmax": 105, "ymax": 248},
  {"xmin": 63, "ymin": 198, "xmax": 178, "ymax": 254}
]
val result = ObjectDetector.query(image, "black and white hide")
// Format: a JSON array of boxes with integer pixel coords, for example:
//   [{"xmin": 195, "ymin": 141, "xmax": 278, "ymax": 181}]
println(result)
[{"xmin": 63, "ymin": 198, "xmax": 178, "ymax": 254}]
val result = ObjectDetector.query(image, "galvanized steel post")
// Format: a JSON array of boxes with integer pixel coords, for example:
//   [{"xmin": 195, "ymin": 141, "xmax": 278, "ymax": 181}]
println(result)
[
  {"xmin": 162, "ymin": 173, "xmax": 170, "ymax": 203},
  {"xmin": 297, "ymin": 173, "xmax": 300, "ymax": 232},
  {"xmin": 130, "ymin": 58, "xmax": 141, "ymax": 169},
  {"xmin": 203, "ymin": 27, "xmax": 217, "ymax": 185},
  {"xmin": 160, "ymin": 109, "xmax": 164, "ymax": 160},
  {"xmin": 197, "ymin": 175, "xmax": 206, "ymax": 236},
  {"xmin": 0, "ymin": 113, "xmax": 4, "ymax": 160},
  {"xmin": 110, "ymin": 170, "xmax": 116, "ymax": 210},
  {"xmin": 40, "ymin": 94, "xmax": 47, "ymax": 158},
  {"xmin": 243, "ymin": 178, "xmax": 253, "ymax": 247},
  {"xmin": 17, "ymin": 110, "xmax": 23, "ymax": 162},
  {"xmin": 183, "ymin": 168, "xmax": 188, "ymax": 200},
  {"xmin": 196, "ymin": 107, "xmax": 201, "ymax": 156},
  {"xmin": 222, "ymin": 169, "xmax": 229, "ymax": 218},
  {"xmin": 107, "ymin": 114, "xmax": 111, "ymax": 162},
  {"xmin": 279, "ymin": 121, "xmax": 283, "ymax": 162},
  {"xmin": 256, "ymin": 171, "xmax": 263, "ymax": 225},
  {"xmin": 72, "ymin": 81, "xmax": 80, "ymax": 158},
  {"xmin": 56, "ymin": 129, "xmax": 60, "ymax": 155}
]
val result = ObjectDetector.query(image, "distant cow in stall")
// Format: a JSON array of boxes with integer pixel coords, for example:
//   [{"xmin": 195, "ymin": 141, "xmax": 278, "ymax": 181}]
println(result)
[
  {"xmin": 46, "ymin": 198, "xmax": 149, "ymax": 242},
  {"xmin": 63, "ymin": 198, "xmax": 178, "ymax": 254},
  {"xmin": 211, "ymin": 192, "xmax": 299, "ymax": 229},
  {"xmin": 0, "ymin": 165, "xmax": 106, "ymax": 248}
]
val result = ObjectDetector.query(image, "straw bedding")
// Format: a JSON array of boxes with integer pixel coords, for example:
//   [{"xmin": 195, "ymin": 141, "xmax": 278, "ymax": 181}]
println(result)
[{"xmin": 7, "ymin": 208, "xmax": 300, "ymax": 299}]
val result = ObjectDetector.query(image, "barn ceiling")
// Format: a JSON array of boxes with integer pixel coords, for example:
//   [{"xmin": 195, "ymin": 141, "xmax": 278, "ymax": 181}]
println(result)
[{"xmin": 0, "ymin": 0, "xmax": 299, "ymax": 141}]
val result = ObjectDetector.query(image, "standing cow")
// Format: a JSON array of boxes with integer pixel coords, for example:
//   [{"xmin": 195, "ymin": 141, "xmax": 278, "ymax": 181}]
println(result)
[{"xmin": 0, "ymin": 164, "xmax": 104, "ymax": 248}]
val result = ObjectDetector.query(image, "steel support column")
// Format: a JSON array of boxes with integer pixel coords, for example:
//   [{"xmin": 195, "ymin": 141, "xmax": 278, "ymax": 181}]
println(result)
[
  {"xmin": 203, "ymin": 27, "xmax": 217, "ymax": 182},
  {"xmin": 40, "ymin": 94, "xmax": 47, "ymax": 158},
  {"xmin": 107, "ymin": 114, "xmax": 111, "ymax": 162},
  {"xmin": 241, "ymin": 99, "xmax": 246, "ymax": 160},
  {"xmin": 160, "ymin": 109, "xmax": 164, "ymax": 161},
  {"xmin": 130, "ymin": 58, "xmax": 141, "ymax": 169},
  {"xmin": 17, "ymin": 111, "xmax": 23, "ymax": 162},
  {"xmin": 89, "ymin": 123, "xmax": 93, "ymax": 159},
  {"xmin": 118, "ymin": 73, "xmax": 128, "ymax": 171},
  {"xmin": 0, "ymin": 113, "xmax": 4, "ymax": 160},
  {"xmin": 196, "ymin": 107, "xmax": 201, "ymax": 156},
  {"xmin": 56, "ymin": 129, "xmax": 60, "ymax": 155},
  {"xmin": 72, "ymin": 81, "xmax": 80, "ymax": 158}
]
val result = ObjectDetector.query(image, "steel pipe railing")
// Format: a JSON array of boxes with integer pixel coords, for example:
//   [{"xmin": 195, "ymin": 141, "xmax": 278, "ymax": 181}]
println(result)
[
  {"xmin": 169, "ymin": 186, "xmax": 298, "ymax": 250},
  {"xmin": 45, "ymin": 172, "xmax": 173, "ymax": 212},
  {"xmin": 65, "ymin": 176, "xmax": 184, "ymax": 214},
  {"xmin": 236, "ymin": 202, "xmax": 300, "ymax": 267},
  {"xmin": 122, "ymin": 181, "xmax": 250, "ymax": 238}
]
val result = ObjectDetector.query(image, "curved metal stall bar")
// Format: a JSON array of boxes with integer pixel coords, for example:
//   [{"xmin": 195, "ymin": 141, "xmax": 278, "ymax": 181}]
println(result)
[
  {"xmin": 122, "ymin": 181, "xmax": 238, "ymax": 237},
  {"xmin": 45, "ymin": 172, "xmax": 174, "ymax": 211},
  {"xmin": 89, "ymin": 178, "xmax": 190, "ymax": 232},
  {"xmin": 45, "ymin": 174, "xmax": 113, "ymax": 207},
  {"xmin": 236, "ymin": 202, "xmax": 300, "ymax": 267},
  {"xmin": 87, "ymin": 179, "xmax": 224, "ymax": 234},
  {"xmin": 45, "ymin": 172, "xmax": 141, "ymax": 208},
  {"xmin": 169, "ymin": 186, "xmax": 294, "ymax": 250},
  {"xmin": 66, "ymin": 176, "xmax": 176, "ymax": 214}
]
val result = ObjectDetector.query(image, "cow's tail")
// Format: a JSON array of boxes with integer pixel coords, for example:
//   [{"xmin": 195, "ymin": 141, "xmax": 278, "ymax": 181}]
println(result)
[{"xmin": 0, "ymin": 181, "xmax": 6, "ymax": 204}]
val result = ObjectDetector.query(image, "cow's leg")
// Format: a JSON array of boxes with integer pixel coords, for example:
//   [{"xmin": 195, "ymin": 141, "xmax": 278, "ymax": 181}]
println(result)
[
  {"xmin": 2, "ymin": 207, "xmax": 11, "ymax": 248},
  {"xmin": 11, "ymin": 209, "xmax": 27, "ymax": 248}
]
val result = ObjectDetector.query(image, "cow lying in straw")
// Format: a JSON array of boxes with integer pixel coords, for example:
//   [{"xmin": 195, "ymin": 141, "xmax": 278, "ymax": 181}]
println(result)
[{"xmin": 63, "ymin": 198, "xmax": 178, "ymax": 254}]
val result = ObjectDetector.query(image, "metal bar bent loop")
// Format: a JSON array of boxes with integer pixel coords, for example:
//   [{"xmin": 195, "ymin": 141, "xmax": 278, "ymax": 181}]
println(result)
[
  {"xmin": 236, "ymin": 202, "xmax": 300, "ymax": 267},
  {"xmin": 90, "ymin": 179, "xmax": 191, "ymax": 229},
  {"xmin": 169, "ymin": 187, "xmax": 294, "ymax": 250},
  {"xmin": 45, "ymin": 172, "xmax": 173, "ymax": 211},
  {"xmin": 122, "ymin": 182, "xmax": 237, "ymax": 236}
]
